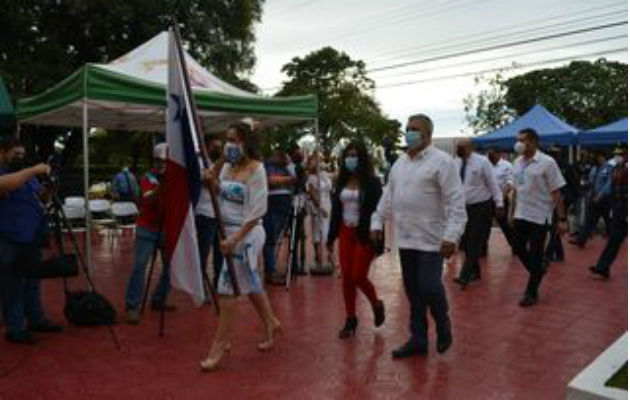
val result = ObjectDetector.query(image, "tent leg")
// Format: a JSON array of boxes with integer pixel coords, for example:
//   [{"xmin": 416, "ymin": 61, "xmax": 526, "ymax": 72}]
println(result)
[{"xmin": 82, "ymin": 98, "xmax": 93, "ymax": 283}]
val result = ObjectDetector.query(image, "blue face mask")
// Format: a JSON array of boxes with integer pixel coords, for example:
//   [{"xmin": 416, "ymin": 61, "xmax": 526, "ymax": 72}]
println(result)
[
  {"xmin": 345, "ymin": 156, "xmax": 358, "ymax": 172},
  {"xmin": 225, "ymin": 143, "xmax": 243, "ymax": 164},
  {"xmin": 405, "ymin": 130, "xmax": 422, "ymax": 148}
]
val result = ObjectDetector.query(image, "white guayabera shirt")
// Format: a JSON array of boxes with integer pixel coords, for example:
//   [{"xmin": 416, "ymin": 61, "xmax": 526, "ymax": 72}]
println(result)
[
  {"xmin": 371, "ymin": 145, "xmax": 468, "ymax": 252},
  {"xmin": 511, "ymin": 150, "xmax": 566, "ymax": 226}
]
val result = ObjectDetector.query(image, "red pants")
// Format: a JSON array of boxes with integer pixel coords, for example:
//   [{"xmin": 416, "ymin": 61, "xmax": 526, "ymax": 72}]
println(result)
[{"xmin": 338, "ymin": 223, "xmax": 378, "ymax": 316}]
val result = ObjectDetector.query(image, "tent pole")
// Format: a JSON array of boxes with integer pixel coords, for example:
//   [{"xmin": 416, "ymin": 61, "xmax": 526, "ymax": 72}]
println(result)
[{"xmin": 82, "ymin": 94, "xmax": 92, "ymax": 280}]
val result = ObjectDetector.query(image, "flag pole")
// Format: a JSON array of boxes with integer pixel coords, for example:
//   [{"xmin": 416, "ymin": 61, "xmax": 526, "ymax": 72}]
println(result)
[{"xmin": 171, "ymin": 20, "xmax": 240, "ymax": 298}]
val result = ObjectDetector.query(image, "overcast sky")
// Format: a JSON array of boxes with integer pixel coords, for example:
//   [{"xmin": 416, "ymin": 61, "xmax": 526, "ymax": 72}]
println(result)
[{"xmin": 251, "ymin": 0, "xmax": 628, "ymax": 137}]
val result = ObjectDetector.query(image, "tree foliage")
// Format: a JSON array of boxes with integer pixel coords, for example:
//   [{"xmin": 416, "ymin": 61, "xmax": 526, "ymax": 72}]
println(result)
[
  {"xmin": 464, "ymin": 59, "xmax": 628, "ymax": 133},
  {"xmin": 275, "ymin": 47, "xmax": 393, "ymax": 155}
]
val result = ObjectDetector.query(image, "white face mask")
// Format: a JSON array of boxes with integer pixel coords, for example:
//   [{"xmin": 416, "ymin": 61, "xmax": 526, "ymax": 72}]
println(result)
[{"xmin": 514, "ymin": 141, "xmax": 526, "ymax": 155}]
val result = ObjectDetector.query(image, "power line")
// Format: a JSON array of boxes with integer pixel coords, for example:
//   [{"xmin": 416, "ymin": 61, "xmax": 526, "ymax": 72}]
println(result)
[
  {"xmin": 367, "ymin": 20, "xmax": 628, "ymax": 73},
  {"xmin": 374, "ymin": 34, "xmax": 628, "ymax": 80},
  {"xmin": 366, "ymin": 5, "xmax": 627, "ymax": 66},
  {"xmin": 279, "ymin": 0, "xmax": 495, "ymax": 54},
  {"xmin": 375, "ymin": 47, "xmax": 627, "ymax": 89}
]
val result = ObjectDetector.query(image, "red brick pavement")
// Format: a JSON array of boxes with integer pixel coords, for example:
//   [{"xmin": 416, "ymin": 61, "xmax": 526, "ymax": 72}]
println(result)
[{"xmin": 0, "ymin": 231, "xmax": 626, "ymax": 399}]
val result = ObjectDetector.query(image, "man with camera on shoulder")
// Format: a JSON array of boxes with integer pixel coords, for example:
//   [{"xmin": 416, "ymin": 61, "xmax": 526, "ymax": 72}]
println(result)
[{"xmin": 0, "ymin": 137, "xmax": 62, "ymax": 344}]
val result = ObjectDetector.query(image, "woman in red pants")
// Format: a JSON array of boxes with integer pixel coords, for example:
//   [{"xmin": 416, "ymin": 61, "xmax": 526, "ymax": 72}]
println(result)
[{"xmin": 327, "ymin": 141, "xmax": 385, "ymax": 339}]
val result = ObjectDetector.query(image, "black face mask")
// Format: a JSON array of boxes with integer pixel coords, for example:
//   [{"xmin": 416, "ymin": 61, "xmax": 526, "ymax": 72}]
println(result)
[
  {"xmin": 209, "ymin": 148, "xmax": 222, "ymax": 162},
  {"xmin": 7, "ymin": 158, "xmax": 25, "ymax": 172}
]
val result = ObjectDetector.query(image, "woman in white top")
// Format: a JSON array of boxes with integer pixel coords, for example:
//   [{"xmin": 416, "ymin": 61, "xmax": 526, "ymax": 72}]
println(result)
[
  {"xmin": 306, "ymin": 154, "xmax": 333, "ymax": 267},
  {"xmin": 326, "ymin": 142, "xmax": 385, "ymax": 339},
  {"xmin": 200, "ymin": 123, "xmax": 281, "ymax": 372}
]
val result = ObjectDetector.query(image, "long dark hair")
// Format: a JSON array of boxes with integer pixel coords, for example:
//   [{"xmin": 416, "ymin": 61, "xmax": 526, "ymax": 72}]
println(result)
[
  {"xmin": 228, "ymin": 122, "xmax": 260, "ymax": 161},
  {"xmin": 336, "ymin": 141, "xmax": 375, "ymax": 192}
]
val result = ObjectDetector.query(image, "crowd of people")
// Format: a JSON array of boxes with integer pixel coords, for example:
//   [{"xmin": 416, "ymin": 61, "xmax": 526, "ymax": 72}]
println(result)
[{"xmin": 0, "ymin": 115, "xmax": 626, "ymax": 373}]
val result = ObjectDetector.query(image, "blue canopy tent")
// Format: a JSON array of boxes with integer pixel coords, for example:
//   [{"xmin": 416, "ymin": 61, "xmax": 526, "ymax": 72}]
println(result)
[
  {"xmin": 578, "ymin": 117, "xmax": 628, "ymax": 146},
  {"xmin": 471, "ymin": 104, "xmax": 579, "ymax": 149}
]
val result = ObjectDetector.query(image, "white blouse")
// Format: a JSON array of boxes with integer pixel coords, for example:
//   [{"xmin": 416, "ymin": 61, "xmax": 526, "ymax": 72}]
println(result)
[{"xmin": 340, "ymin": 187, "xmax": 360, "ymax": 227}]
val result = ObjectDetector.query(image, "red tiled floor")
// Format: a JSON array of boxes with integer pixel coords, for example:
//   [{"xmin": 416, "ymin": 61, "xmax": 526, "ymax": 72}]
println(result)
[{"xmin": 0, "ymin": 230, "xmax": 626, "ymax": 399}]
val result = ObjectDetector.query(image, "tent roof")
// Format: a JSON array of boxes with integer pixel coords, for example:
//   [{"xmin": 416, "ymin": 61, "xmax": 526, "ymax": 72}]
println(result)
[
  {"xmin": 578, "ymin": 117, "xmax": 628, "ymax": 146},
  {"xmin": 16, "ymin": 32, "xmax": 317, "ymax": 132},
  {"xmin": 471, "ymin": 104, "xmax": 579, "ymax": 148},
  {"xmin": 0, "ymin": 76, "xmax": 15, "ymax": 131}
]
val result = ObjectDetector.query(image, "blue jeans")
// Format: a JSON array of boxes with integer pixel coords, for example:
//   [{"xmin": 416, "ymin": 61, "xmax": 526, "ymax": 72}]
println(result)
[
  {"xmin": 195, "ymin": 215, "xmax": 223, "ymax": 289},
  {"xmin": 399, "ymin": 249, "xmax": 450, "ymax": 348},
  {"xmin": 263, "ymin": 195, "xmax": 292, "ymax": 276},
  {"xmin": 0, "ymin": 240, "xmax": 46, "ymax": 334},
  {"xmin": 125, "ymin": 227, "xmax": 170, "ymax": 310}
]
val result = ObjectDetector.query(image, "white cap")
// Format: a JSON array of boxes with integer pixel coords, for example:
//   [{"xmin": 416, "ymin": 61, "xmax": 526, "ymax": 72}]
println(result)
[
  {"xmin": 240, "ymin": 117, "xmax": 257, "ymax": 130},
  {"xmin": 153, "ymin": 143, "xmax": 168, "ymax": 160}
]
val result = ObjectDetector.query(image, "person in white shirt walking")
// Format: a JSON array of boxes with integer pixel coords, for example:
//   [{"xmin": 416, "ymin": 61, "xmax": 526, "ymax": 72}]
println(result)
[
  {"xmin": 509, "ymin": 128, "xmax": 567, "ymax": 307},
  {"xmin": 371, "ymin": 114, "xmax": 467, "ymax": 358},
  {"xmin": 487, "ymin": 148, "xmax": 515, "ymax": 252},
  {"xmin": 453, "ymin": 139, "xmax": 503, "ymax": 289}
]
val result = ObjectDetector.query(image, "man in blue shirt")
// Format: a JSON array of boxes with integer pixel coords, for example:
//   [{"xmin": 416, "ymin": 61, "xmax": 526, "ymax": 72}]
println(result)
[
  {"xmin": 570, "ymin": 150, "xmax": 613, "ymax": 248},
  {"xmin": 0, "ymin": 138, "xmax": 62, "ymax": 344}
]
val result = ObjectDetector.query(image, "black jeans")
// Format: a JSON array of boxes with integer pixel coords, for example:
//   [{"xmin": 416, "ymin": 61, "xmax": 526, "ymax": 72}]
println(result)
[
  {"xmin": 399, "ymin": 249, "xmax": 451, "ymax": 348},
  {"xmin": 512, "ymin": 219, "xmax": 548, "ymax": 298},
  {"xmin": 459, "ymin": 199, "xmax": 494, "ymax": 280},
  {"xmin": 195, "ymin": 215, "xmax": 223, "ymax": 290},
  {"xmin": 596, "ymin": 201, "xmax": 627, "ymax": 273}
]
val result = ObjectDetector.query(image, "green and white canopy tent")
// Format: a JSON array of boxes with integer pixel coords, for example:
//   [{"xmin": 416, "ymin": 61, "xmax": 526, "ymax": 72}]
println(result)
[
  {"xmin": 17, "ymin": 31, "xmax": 317, "ymax": 131},
  {"xmin": 16, "ymin": 31, "xmax": 317, "ymax": 273}
]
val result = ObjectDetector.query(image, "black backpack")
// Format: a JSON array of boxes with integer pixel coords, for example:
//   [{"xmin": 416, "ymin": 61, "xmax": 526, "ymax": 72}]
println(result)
[{"xmin": 64, "ymin": 290, "xmax": 116, "ymax": 326}]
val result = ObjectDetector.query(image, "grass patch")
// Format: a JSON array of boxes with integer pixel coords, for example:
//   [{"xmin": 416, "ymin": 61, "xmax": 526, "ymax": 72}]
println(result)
[{"xmin": 605, "ymin": 362, "xmax": 628, "ymax": 390}]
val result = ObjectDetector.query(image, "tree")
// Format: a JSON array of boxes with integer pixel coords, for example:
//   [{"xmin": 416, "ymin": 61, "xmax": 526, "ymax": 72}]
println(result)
[
  {"xmin": 275, "ymin": 47, "xmax": 392, "ymax": 155},
  {"xmin": 0, "ymin": 0, "xmax": 264, "ymax": 164},
  {"xmin": 464, "ymin": 59, "xmax": 628, "ymax": 133},
  {"xmin": 463, "ymin": 71, "xmax": 516, "ymax": 134}
]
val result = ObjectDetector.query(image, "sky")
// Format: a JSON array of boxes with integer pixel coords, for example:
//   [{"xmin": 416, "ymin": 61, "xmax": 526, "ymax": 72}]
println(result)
[{"xmin": 251, "ymin": 0, "xmax": 628, "ymax": 137}]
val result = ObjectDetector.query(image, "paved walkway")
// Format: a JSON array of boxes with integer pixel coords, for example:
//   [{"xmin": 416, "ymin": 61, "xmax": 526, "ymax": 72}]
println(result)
[{"xmin": 0, "ymin": 231, "xmax": 626, "ymax": 399}]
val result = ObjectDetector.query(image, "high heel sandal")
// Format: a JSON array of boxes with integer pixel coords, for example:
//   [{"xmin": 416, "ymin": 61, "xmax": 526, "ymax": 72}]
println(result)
[
  {"xmin": 257, "ymin": 322, "xmax": 282, "ymax": 351},
  {"xmin": 338, "ymin": 316, "xmax": 358, "ymax": 339},
  {"xmin": 200, "ymin": 342, "xmax": 232, "ymax": 372}
]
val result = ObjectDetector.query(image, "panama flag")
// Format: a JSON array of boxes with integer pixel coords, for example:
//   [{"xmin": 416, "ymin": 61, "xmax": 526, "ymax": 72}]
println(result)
[{"xmin": 164, "ymin": 29, "xmax": 204, "ymax": 306}]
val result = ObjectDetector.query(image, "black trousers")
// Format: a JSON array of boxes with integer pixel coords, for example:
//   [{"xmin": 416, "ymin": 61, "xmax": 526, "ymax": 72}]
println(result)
[
  {"xmin": 545, "ymin": 211, "xmax": 564, "ymax": 261},
  {"xmin": 596, "ymin": 200, "xmax": 627, "ymax": 273},
  {"xmin": 459, "ymin": 199, "xmax": 494, "ymax": 280},
  {"xmin": 400, "ymin": 249, "xmax": 450, "ymax": 348},
  {"xmin": 512, "ymin": 219, "xmax": 548, "ymax": 298}
]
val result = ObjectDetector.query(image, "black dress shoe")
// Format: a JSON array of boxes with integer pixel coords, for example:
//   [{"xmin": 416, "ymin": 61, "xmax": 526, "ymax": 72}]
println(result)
[
  {"xmin": 589, "ymin": 266, "xmax": 610, "ymax": 279},
  {"xmin": 453, "ymin": 277, "xmax": 469, "ymax": 290},
  {"xmin": 437, "ymin": 333, "xmax": 453, "ymax": 354},
  {"xmin": 373, "ymin": 300, "xmax": 385, "ymax": 328},
  {"xmin": 569, "ymin": 239, "xmax": 585, "ymax": 248},
  {"xmin": 28, "ymin": 319, "xmax": 63, "ymax": 333},
  {"xmin": 151, "ymin": 303, "xmax": 177, "ymax": 311},
  {"xmin": 392, "ymin": 340, "xmax": 427, "ymax": 359},
  {"xmin": 519, "ymin": 294, "xmax": 537, "ymax": 307},
  {"xmin": 5, "ymin": 330, "xmax": 37, "ymax": 344},
  {"xmin": 338, "ymin": 316, "xmax": 358, "ymax": 339}
]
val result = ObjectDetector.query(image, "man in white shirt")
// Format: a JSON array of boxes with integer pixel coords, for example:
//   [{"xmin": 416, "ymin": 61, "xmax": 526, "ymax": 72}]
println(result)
[
  {"xmin": 196, "ymin": 135, "xmax": 224, "ymax": 294},
  {"xmin": 488, "ymin": 148, "xmax": 515, "ymax": 252},
  {"xmin": 510, "ymin": 128, "xmax": 567, "ymax": 307},
  {"xmin": 371, "ymin": 114, "xmax": 467, "ymax": 358},
  {"xmin": 453, "ymin": 138, "xmax": 503, "ymax": 289}
]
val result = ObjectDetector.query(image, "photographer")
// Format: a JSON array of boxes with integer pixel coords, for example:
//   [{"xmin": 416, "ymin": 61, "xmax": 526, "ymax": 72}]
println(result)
[{"xmin": 0, "ymin": 138, "xmax": 62, "ymax": 344}]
